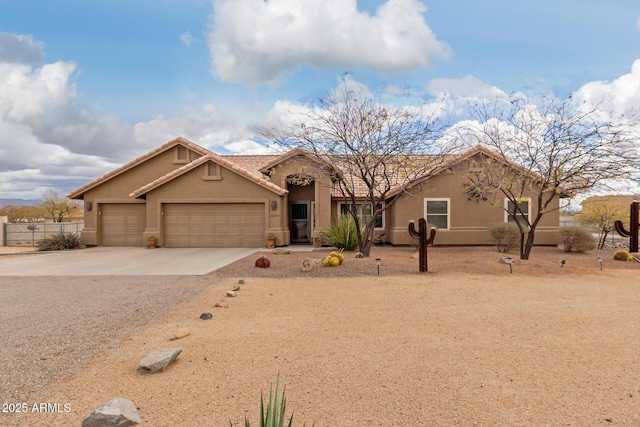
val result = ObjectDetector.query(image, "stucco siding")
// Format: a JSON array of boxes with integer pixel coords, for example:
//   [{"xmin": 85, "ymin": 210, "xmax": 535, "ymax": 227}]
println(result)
[
  {"xmin": 389, "ymin": 156, "xmax": 561, "ymax": 246},
  {"xmin": 79, "ymin": 147, "xmax": 199, "ymax": 246},
  {"xmin": 142, "ymin": 161, "xmax": 286, "ymax": 246}
]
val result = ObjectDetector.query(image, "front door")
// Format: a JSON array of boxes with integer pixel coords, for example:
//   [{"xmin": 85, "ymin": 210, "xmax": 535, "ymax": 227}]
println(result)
[{"xmin": 290, "ymin": 202, "xmax": 310, "ymax": 243}]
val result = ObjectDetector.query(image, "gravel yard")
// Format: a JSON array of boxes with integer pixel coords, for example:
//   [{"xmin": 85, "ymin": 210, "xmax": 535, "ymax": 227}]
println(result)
[
  {"xmin": 0, "ymin": 274, "xmax": 214, "ymax": 403},
  {"xmin": 1, "ymin": 246, "xmax": 639, "ymax": 426}
]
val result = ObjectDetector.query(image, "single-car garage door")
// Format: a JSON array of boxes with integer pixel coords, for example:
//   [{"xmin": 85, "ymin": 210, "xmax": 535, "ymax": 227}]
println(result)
[
  {"xmin": 164, "ymin": 203, "xmax": 265, "ymax": 248},
  {"xmin": 101, "ymin": 203, "xmax": 146, "ymax": 246}
]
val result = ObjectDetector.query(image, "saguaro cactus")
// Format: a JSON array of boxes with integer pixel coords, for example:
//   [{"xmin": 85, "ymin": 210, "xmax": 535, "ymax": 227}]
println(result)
[
  {"xmin": 408, "ymin": 218, "xmax": 437, "ymax": 272},
  {"xmin": 614, "ymin": 200, "xmax": 639, "ymax": 253}
]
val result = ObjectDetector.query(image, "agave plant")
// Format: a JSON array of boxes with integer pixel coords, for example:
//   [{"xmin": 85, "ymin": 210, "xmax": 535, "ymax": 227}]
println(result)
[
  {"xmin": 322, "ymin": 214, "xmax": 359, "ymax": 251},
  {"xmin": 231, "ymin": 375, "xmax": 296, "ymax": 427},
  {"xmin": 36, "ymin": 232, "xmax": 81, "ymax": 251}
]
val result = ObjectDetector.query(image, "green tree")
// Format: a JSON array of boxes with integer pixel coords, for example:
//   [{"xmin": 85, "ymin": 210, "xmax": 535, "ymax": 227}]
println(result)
[
  {"xmin": 0, "ymin": 204, "xmax": 45, "ymax": 222},
  {"xmin": 579, "ymin": 199, "xmax": 629, "ymax": 249}
]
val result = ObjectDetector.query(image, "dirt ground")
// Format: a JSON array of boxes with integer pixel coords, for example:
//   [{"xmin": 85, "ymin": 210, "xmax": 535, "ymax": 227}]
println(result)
[{"xmin": 5, "ymin": 246, "xmax": 640, "ymax": 426}]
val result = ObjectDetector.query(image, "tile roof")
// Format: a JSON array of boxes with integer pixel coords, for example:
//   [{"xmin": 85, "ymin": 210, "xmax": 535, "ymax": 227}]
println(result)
[
  {"xmin": 67, "ymin": 137, "xmax": 210, "ymax": 199},
  {"xmin": 220, "ymin": 154, "xmax": 280, "ymax": 174},
  {"xmin": 70, "ymin": 137, "xmax": 555, "ymax": 203},
  {"xmin": 129, "ymin": 153, "xmax": 288, "ymax": 198}
]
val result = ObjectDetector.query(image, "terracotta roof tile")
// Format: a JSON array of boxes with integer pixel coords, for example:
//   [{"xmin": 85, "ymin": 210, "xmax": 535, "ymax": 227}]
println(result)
[
  {"xmin": 71, "ymin": 138, "xmax": 544, "ymax": 203},
  {"xmin": 129, "ymin": 153, "xmax": 288, "ymax": 198},
  {"xmin": 67, "ymin": 137, "xmax": 210, "ymax": 199},
  {"xmin": 221, "ymin": 155, "xmax": 280, "ymax": 174}
]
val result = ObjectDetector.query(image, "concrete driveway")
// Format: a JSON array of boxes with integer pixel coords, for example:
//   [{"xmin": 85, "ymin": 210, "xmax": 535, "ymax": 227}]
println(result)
[{"xmin": 0, "ymin": 246, "xmax": 261, "ymax": 276}]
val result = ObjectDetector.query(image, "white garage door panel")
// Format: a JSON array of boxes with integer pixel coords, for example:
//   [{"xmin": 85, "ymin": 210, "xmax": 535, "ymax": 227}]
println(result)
[
  {"xmin": 164, "ymin": 203, "xmax": 264, "ymax": 248},
  {"xmin": 101, "ymin": 204, "xmax": 146, "ymax": 246}
]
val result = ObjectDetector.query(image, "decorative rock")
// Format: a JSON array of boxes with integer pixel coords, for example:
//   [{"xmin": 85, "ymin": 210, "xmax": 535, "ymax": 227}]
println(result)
[
  {"xmin": 140, "ymin": 347, "xmax": 183, "ymax": 373},
  {"xmin": 271, "ymin": 248, "xmax": 291, "ymax": 255},
  {"xmin": 169, "ymin": 328, "xmax": 190, "ymax": 341},
  {"xmin": 255, "ymin": 255, "xmax": 271, "ymax": 268},
  {"xmin": 238, "ymin": 278, "xmax": 245, "ymax": 284},
  {"xmin": 302, "ymin": 258, "xmax": 322, "ymax": 272},
  {"xmin": 214, "ymin": 301, "xmax": 229, "ymax": 308},
  {"xmin": 226, "ymin": 291, "xmax": 237, "ymax": 297},
  {"xmin": 200, "ymin": 312, "xmax": 213, "ymax": 320},
  {"xmin": 82, "ymin": 397, "xmax": 141, "ymax": 427},
  {"xmin": 232, "ymin": 284, "xmax": 241, "ymax": 291},
  {"xmin": 355, "ymin": 252, "xmax": 364, "ymax": 258}
]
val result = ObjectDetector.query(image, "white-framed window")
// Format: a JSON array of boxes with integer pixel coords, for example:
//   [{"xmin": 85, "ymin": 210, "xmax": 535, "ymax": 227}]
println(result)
[
  {"xmin": 424, "ymin": 198, "xmax": 450, "ymax": 230},
  {"xmin": 338, "ymin": 202, "xmax": 385, "ymax": 229},
  {"xmin": 504, "ymin": 198, "xmax": 531, "ymax": 226}
]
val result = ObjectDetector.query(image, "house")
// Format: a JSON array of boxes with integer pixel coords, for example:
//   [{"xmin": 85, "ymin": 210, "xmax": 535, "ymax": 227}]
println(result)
[{"xmin": 68, "ymin": 137, "xmax": 562, "ymax": 248}]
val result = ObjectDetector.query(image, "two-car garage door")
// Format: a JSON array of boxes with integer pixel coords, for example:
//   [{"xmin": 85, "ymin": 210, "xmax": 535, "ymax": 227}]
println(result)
[{"xmin": 163, "ymin": 203, "xmax": 265, "ymax": 248}]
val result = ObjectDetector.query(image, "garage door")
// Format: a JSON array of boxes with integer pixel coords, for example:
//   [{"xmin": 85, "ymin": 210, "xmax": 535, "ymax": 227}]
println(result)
[
  {"xmin": 164, "ymin": 203, "xmax": 265, "ymax": 248},
  {"xmin": 101, "ymin": 203, "xmax": 146, "ymax": 246}
]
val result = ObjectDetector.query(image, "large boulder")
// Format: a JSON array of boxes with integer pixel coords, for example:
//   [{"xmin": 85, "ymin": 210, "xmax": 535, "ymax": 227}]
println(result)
[
  {"xmin": 139, "ymin": 347, "xmax": 183, "ymax": 373},
  {"xmin": 82, "ymin": 397, "xmax": 140, "ymax": 427}
]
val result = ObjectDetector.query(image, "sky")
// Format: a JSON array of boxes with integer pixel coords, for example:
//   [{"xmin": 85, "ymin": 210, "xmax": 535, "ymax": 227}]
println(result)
[{"xmin": 1, "ymin": 0, "xmax": 640, "ymax": 200}]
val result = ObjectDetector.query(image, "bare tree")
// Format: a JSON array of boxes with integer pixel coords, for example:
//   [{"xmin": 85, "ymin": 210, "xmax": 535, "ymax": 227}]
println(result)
[
  {"xmin": 40, "ymin": 189, "xmax": 80, "ymax": 222},
  {"xmin": 264, "ymin": 78, "xmax": 453, "ymax": 256},
  {"xmin": 0, "ymin": 204, "xmax": 45, "ymax": 222},
  {"xmin": 463, "ymin": 96, "xmax": 640, "ymax": 259}
]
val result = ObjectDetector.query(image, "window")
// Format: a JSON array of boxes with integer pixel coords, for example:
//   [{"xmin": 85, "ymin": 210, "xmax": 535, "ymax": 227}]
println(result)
[
  {"xmin": 505, "ymin": 198, "xmax": 530, "ymax": 226},
  {"xmin": 203, "ymin": 162, "xmax": 221, "ymax": 180},
  {"xmin": 174, "ymin": 146, "xmax": 189, "ymax": 164},
  {"xmin": 424, "ymin": 199, "xmax": 449, "ymax": 230},
  {"xmin": 338, "ymin": 202, "xmax": 384, "ymax": 229}
]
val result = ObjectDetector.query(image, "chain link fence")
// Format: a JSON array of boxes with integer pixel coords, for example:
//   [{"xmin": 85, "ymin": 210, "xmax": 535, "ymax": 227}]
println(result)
[{"xmin": 2, "ymin": 222, "xmax": 83, "ymax": 247}]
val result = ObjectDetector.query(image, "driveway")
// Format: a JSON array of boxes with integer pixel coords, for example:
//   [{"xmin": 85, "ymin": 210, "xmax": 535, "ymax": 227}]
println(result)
[{"xmin": 0, "ymin": 246, "xmax": 261, "ymax": 276}]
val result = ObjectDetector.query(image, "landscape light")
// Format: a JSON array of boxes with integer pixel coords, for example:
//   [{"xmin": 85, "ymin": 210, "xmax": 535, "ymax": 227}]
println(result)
[
  {"xmin": 505, "ymin": 257, "xmax": 513, "ymax": 274},
  {"xmin": 376, "ymin": 258, "xmax": 381, "ymax": 275},
  {"xmin": 598, "ymin": 256, "xmax": 603, "ymax": 271}
]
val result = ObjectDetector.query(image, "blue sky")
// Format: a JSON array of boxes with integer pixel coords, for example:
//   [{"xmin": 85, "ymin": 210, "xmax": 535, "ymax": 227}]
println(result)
[{"xmin": 1, "ymin": 0, "xmax": 639, "ymax": 199}]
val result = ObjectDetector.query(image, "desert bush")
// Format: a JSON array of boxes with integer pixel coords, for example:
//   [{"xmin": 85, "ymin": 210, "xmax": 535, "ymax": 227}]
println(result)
[
  {"xmin": 560, "ymin": 227, "xmax": 596, "ymax": 253},
  {"xmin": 36, "ymin": 232, "xmax": 81, "ymax": 251},
  {"xmin": 487, "ymin": 223, "xmax": 520, "ymax": 253},
  {"xmin": 322, "ymin": 214, "xmax": 359, "ymax": 251},
  {"xmin": 613, "ymin": 249, "xmax": 633, "ymax": 261}
]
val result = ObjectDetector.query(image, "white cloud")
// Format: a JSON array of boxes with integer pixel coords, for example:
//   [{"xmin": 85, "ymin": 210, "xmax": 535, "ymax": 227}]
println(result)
[
  {"xmin": 0, "ymin": 35, "xmax": 274, "ymax": 199},
  {"xmin": 180, "ymin": 30, "xmax": 199, "ymax": 47},
  {"xmin": 0, "ymin": 33, "xmax": 43, "ymax": 65},
  {"xmin": 637, "ymin": 17, "xmax": 640, "ymax": 31},
  {"xmin": 208, "ymin": 0, "xmax": 450, "ymax": 85},
  {"xmin": 427, "ymin": 75, "xmax": 509, "ymax": 100},
  {"xmin": 0, "ymin": 62, "xmax": 77, "ymax": 124},
  {"xmin": 573, "ymin": 59, "xmax": 640, "ymax": 125}
]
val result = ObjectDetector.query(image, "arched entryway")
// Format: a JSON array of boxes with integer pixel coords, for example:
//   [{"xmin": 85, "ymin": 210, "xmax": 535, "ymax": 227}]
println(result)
[{"xmin": 287, "ymin": 175, "xmax": 315, "ymax": 244}]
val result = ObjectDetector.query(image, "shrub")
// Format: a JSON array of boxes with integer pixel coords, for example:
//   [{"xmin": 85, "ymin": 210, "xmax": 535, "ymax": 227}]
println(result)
[
  {"xmin": 231, "ymin": 375, "xmax": 312, "ymax": 427},
  {"xmin": 487, "ymin": 223, "xmax": 520, "ymax": 253},
  {"xmin": 36, "ymin": 232, "xmax": 81, "ymax": 251},
  {"xmin": 613, "ymin": 249, "xmax": 633, "ymax": 261},
  {"xmin": 560, "ymin": 227, "xmax": 596, "ymax": 253},
  {"xmin": 322, "ymin": 214, "xmax": 359, "ymax": 251}
]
